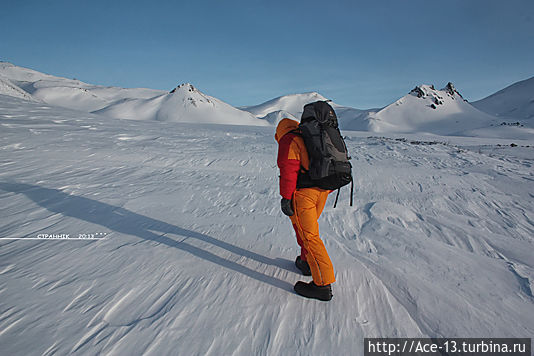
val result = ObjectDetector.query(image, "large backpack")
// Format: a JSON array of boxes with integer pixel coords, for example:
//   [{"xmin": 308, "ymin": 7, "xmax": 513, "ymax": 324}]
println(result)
[{"xmin": 297, "ymin": 100, "xmax": 353, "ymax": 207}]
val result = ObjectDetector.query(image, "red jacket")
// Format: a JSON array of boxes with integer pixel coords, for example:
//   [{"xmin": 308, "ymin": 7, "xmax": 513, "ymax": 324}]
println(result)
[{"xmin": 275, "ymin": 119, "xmax": 310, "ymax": 200}]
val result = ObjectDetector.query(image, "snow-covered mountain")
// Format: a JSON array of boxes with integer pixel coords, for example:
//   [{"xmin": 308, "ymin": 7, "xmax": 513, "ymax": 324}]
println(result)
[
  {"xmin": 0, "ymin": 62, "xmax": 267, "ymax": 126},
  {"xmin": 242, "ymin": 84, "xmax": 507, "ymax": 136},
  {"xmin": 2, "ymin": 61, "xmax": 534, "ymax": 136},
  {"xmin": 241, "ymin": 92, "xmax": 374, "ymax": 128},
  {"xmin": 239, "ymin": 83, "xmax": 517, "ymax": 136},
  {"xmin": 0, "ymin": 62, "xmax": 164, "ymax": 112},
  {"xmin": 472, "ymin": 76, "xmax": 534, "ymax": 121},
  {"xmin": 241, "ymin": 92, "xmax": 328, "ymax": 119},
  {"xmin": 358, "ymin": 83, "xmax": 499, "ymax": 135},
  {"xmin": 255, "ymin": 110, "xmax": 298, "ymax": 125},
  {"xmin": 94, "ymin": 83, "xmax": 268, "ymax": 126}
]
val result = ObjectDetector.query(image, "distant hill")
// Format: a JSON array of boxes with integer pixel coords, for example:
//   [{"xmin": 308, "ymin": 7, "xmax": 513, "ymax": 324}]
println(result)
[
  {"xmin": 472, "ymin": 76, "xmax": 534, "ymax": 122},
  {"xmin": 241, "ymin": 92, "xmax": 374, "ymax": 128},
  {"xmin": 361, "ymin": 83, "xmax": 498, "ymax": 135},
  {"xmin": 0, "ymin": 62, "xmax": 267, "ymax": 126},
  {"xmin": 94, "ymin": 83, "xmax": 268, "ymax": 126}
]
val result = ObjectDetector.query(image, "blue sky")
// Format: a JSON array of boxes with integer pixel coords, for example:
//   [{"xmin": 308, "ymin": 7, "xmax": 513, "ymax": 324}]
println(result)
[{"xmin": 1, "ymin": 0, "xmax": 533, "ymax": 108}]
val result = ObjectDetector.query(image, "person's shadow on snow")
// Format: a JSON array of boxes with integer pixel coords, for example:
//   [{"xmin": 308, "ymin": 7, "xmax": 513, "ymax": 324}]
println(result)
[{"xmin": 0, "ymin": 182, "xmax": 295, "ymax": 292}]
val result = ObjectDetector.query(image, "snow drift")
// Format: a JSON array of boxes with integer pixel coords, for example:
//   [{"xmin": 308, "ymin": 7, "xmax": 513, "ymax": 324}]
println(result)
[{"xmin": 0, "ymin": 75, "xmax": 36, "ymax": 101}]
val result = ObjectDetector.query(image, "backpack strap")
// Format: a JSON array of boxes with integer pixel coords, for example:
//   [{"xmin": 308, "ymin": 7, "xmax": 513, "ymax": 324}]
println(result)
[
  {"xmin": 333, "ymin": 188, "xmax": 341, "ymax": 208},
  {"xmin": 287, "ymin": 128, "xmax": 305, "ymax": 171},
  {"xmin": 290, "ymin": 128, "xmax": 310, "ymax": 176},
  {"xmin": 350, "ymin": 178, "xmax": 354, "ymax": 207},
  {"xmin": 332, "ymin": 178, "xmax": 354, "ymax": 208}
]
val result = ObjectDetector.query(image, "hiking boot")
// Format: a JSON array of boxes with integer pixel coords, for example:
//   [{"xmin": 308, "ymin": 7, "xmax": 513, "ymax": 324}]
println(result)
[
  {"xmin": 294, "ymin": 281, "xmax": 333, "ymax": 301},
  {"xmin": 295, "ymin": 256, "xmax": 311, "ymax": 276}
]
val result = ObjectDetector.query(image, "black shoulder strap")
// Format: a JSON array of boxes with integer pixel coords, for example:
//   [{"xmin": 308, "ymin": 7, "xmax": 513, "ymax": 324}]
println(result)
[
  {"xmin": 350, "ymin": 179, "xmax": 354, "ymax": 207},
  {"xmin": 333, "ymin": 188, "xmax": 341, "ymax": 208},
  {"xmin": 332, "ymin": 178, "xmax": 354, "ymax": 208}
]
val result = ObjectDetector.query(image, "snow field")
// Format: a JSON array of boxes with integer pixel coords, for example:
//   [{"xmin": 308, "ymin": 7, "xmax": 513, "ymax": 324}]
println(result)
[{"xmin": 0, "ymin": 95, "xmax": 533, "ymax": 355}]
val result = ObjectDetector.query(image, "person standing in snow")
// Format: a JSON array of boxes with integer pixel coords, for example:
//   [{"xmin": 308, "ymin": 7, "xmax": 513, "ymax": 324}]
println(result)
[{"xmin": 275, "ymin": 118, "xmax": 334, "ymax": 301}]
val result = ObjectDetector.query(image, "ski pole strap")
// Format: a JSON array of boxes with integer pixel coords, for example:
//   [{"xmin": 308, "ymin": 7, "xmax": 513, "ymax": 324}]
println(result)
[{"xmin": 333, "ymin": 188, "xmax": 340, "ymax": 208}]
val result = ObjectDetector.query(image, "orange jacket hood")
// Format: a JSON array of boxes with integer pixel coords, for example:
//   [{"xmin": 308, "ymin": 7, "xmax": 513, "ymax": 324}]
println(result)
[{"xmin": 275, "ymin": 118, "xmax": 300, "ymax": 143}]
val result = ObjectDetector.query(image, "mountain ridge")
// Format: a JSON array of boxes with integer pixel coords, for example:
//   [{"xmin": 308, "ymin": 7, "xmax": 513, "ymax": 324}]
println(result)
[
  {"xmin": 472, "ymin": 76, "xmax": 534, "ymax": 121},
  {"xmin": 0, "ymin": 62, "xmax": 267, "ymax": 126},
  {"xmin": 1, "ymin": 62, "xmax": 533, "ymax": 137}
]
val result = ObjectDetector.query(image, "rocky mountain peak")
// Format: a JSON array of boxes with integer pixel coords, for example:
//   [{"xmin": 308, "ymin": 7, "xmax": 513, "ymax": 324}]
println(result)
[
  {"xmin": 442, "ymin": 82, "xmax": 466, "ymax": 101},
  {"xmin": 170, "ymin": 83, "xmax": 196, "ymax": 94}
]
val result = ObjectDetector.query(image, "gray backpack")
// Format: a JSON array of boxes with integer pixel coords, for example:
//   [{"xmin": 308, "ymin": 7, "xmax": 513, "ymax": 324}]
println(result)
[{"xmin": 296, "ymin": 101, "xmax": 353, "ymax": 207}]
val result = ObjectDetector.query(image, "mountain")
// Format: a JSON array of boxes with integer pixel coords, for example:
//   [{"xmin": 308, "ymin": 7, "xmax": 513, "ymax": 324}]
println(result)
[
  {"xmin": 257, "ymin": 110, "xmax": 299, "ymax": 125},
  {"xmin": 2, "ymin": 61, "xmax": 533, "ymax": 135},
  {"xmin": 241, "ymin": 92, "xmax": 375, "ymax": 128},
  {"xmin": 472, "ymin": 76, "xmax": 534, "ymax": 121},
  {"xmin": 241, "ymin": 92, "xmax": 328, "ymax": 119},
  {"xmin": 0, "ymin": 62, "xmax": 170, "ymax": 112},
  {"xmin": 0, "ymin": 62, "xmax": 267, "ymax": 126},
  {"xmin": 243, "ymin": 84, "xmax": 502, "ymax": 135},
  {"xmin": 0, "ymin": 62, "xmax": 156, "ymax": 111},
  {"xmin": 94, "ymin": 83, "xmax": 268, "ymax": 126},
  {"xmin": 361, "ymin": 83, "xmax": 500, "ymax": 135}
]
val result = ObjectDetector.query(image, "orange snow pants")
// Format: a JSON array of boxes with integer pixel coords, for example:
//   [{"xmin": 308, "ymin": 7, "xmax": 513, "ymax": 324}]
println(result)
[{"xmin": 290, "ymin": 187, "xmax": 335, "ymax": 286}]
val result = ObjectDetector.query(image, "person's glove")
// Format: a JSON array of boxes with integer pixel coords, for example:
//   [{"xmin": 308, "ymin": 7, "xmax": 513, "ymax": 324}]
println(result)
[{"xmin": 281, "ymin": 198, "xmax": 294, "ymax": 216}]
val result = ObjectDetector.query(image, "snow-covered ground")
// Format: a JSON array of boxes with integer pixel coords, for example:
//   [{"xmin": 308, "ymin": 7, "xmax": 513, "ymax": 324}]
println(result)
[{"xmin": 1, "ymin": 94, "xmax": 533, "ymax": 355}]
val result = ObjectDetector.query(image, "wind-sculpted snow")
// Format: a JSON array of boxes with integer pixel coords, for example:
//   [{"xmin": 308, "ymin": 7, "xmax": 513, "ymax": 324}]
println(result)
[
  {"xmin": 0, "ymin": 76, "xmax": 36, "ymax": 101},
  {"xmin": 0, "ymin": 95, "xmax": 533, "ymax": 355}
]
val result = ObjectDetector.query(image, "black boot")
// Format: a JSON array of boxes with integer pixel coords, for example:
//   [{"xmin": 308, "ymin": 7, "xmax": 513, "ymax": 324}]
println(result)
[
  {"xmin": 294, "ymin": 281, "xmax": 333, "ymax": 301},
  {"xmin": 295, "ymin": 256, "xmax": 311, "ymax": 276}
]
